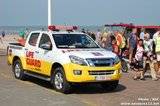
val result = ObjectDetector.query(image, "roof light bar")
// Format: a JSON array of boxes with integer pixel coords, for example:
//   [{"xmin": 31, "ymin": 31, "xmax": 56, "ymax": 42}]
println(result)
[{"xmin": 48, "ymin": 25, "xmax": 78, "ymax": 31}]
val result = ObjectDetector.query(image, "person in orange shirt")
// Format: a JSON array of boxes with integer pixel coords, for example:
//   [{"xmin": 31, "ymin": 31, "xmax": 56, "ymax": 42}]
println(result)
[
  {"xmin": 115, "ymin": 31, "xmax": 122, "ymax": 47},
  {"xmin": 112, "ymin": 37, "xmax": 120, "ymax": 56},
  {"xmin": 114, "ymin": 31, "xmax": 123, "ymax": 55}
]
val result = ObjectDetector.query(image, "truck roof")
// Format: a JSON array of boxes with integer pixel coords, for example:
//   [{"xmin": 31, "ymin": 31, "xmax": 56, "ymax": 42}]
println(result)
[{"xmin": 30, "ymin": 30, "xmax": 85, "ymax": 35}]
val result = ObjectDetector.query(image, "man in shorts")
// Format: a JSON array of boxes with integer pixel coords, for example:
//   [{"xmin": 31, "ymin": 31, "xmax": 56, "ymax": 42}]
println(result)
[{"xmin": 128, "ymin": 28, "xmax": 138, "ymax": 66}]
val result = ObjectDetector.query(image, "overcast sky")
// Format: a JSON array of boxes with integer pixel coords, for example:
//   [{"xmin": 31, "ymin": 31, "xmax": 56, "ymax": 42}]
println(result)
[{"xmin": 0, "ymin": 0, "xmax": 160, "ymax": 26}]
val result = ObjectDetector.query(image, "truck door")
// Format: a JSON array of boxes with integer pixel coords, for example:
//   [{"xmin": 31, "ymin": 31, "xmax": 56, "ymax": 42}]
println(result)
[
  {"xmin": 25, "ymin": 33, "xmax": 40, "ymax": 72},
  {"xmin": 35, "ymin": 33, "xmax": 53, "ymax": 76}
]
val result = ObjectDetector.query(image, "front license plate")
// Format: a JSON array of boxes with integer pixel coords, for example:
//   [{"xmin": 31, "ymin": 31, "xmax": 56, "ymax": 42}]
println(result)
[{"xmin": 95, "ymin": 76, "xmax": 111, "ymax": 81}]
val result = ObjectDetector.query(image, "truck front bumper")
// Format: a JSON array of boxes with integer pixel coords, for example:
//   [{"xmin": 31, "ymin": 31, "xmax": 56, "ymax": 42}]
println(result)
[{"xmin": 63, "ymin": 62, "xmax": 122, "ymax": 83}]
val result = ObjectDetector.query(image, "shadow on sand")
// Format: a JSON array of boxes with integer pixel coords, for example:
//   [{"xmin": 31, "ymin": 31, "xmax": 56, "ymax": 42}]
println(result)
[{"xmin": 24, "ymin": 76, "xmax": 126, "ymax": 94}]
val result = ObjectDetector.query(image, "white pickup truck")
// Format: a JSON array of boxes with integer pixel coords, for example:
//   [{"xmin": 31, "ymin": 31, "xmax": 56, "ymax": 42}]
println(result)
[{"xmin": 7, "ymin": 25, "xmax": 121, "ymax": 93}]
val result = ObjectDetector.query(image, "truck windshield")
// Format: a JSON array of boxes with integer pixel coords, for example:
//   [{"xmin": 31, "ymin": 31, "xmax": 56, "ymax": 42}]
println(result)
[{"xmin": 53, "ymin": 34, "xmax": 100, "ymax": 49}]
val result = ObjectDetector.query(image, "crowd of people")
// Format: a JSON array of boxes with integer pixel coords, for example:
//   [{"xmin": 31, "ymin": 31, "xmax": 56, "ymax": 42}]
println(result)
[
  {"xmin": 82, "ymin": 28, "xmax": 160, "ymax": 81},
  {"xmin": 127, "ymin": 28, "xmax": 160, "ymax": 81}
]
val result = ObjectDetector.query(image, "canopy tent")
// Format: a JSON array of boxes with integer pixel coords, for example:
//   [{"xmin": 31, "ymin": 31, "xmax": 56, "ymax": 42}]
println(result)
[{"xmin": 105, "ymin": 23, "xmax": 160, "ymax": 29}]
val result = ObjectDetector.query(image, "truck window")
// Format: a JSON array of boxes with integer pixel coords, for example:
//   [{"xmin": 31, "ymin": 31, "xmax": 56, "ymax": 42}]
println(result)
[
  {"xmin": 52, "ymin": 34, "xmax": 100, "ymax": 49},
  {"xmin": 39, "ymin": 34, "xmax": 52, "ymax": 49},
  {"xmin": 28, "ymin": 33, "xmax": 40, "ymax": 46}
]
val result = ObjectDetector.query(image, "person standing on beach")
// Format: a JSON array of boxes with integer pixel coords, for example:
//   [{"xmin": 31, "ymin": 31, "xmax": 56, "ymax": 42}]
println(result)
[
  {"xmin": 111, "ymin": 37, "xmax": 120, "ymax": 56},
  {"xmin": 0, "ymin": 35, "xmax": 2, "ymax": 44},
  {"xmin": 153, "ymin": 29, "xmax": 160, "ymax": 40},
  {"xmin": 96, "ymin": 29, "xmax": 102, "ymax": 44},
  {"xmin": 153, "ymin": 30, "xmax": 160, "ymax": 74},
  {"xmin": 0, "ymin": 31, "xmax": 5, "ymax": 44},
  {"xmin": 18, "ymin": 30, "xmax": 26, "ymax": 46},
  {"xmin": 2, "ymin": 31, "xmax": 5, "ymax": 38},
  {"xmin": 115, "ymin": 30, "xmax": 126, "ymax": 57},
  {"xmin": 140, "ymin": 28, "xmax": 145, "ymax": 40},
  {"xmin": 128, "ymin": 28, "xmax": 138, "ymax": 64},
  {"xmin": 143, "ymin": 33, "xmax": 158, "ymax": 80},
  {"xmin": 90, "ymin": 32, "xmax": 96, "ymax": 41},
  {"xmin": 133, "ymin": 39, "xmax": 145, "ymax": 80},
  {"xmin": 101, "ymin": 31, "xmax": 110, "ymax": 49},
  {"xmin": 25, "ymin": 28, "xmax": 30, "ymax": 39},
  {"xmin": 154, "ymin": 32, "xmax": 160, "ymax": 79},
  {"xmin": 81, "ymin": 28, "xmax": 86, "ymax": 33}
]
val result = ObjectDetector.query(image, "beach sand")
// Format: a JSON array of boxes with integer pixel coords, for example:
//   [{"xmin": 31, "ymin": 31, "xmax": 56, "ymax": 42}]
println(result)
[{"xmin": 0, "ymin": 35, "xmax": 18, "ymax": 54}]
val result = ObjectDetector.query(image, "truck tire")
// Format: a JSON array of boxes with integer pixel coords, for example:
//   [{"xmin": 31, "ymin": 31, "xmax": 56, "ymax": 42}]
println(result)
[
  {"xmin": 13, "ymin": 59, "xmax": 25, "ymax": 80},
  {"xmin": 100, "ymin": 80, "xmax": 119, "ymax": 91},
  {"xmin": 51, "ymin": 67, "xmax": 71, "ymax": 94}
]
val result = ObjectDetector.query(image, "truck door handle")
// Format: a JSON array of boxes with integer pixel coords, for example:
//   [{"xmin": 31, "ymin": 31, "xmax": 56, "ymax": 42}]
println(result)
[
  {"xmin": 25, "ymin": 48, "xmax": 28, "ymax": 51},
  {"xmin": 35, "ymin": 51, "xmax": 39, "ymax": 53}
]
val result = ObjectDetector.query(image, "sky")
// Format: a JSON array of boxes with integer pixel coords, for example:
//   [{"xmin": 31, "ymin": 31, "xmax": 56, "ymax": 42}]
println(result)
[{"xmin": 0, "ymin": 0, "xmax": 160, "ymax": 26}]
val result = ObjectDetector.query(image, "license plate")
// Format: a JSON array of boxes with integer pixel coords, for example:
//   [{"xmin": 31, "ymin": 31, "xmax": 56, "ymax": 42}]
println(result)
[{"xmin": 95, "ymin": 76, "xmax": 111, "ymax": 81}]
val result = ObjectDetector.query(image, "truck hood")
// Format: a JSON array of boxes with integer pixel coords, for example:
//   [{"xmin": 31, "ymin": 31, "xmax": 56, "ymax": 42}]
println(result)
[{"xmin": 61, "ymin": 48, "xmax": 117, "ymax": 59}]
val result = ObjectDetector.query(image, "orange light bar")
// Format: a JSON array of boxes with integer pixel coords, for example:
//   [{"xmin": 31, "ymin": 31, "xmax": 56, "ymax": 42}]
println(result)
[{"xmin": 48, "ymin": 25, "xmax": 78, "ymax": 31}]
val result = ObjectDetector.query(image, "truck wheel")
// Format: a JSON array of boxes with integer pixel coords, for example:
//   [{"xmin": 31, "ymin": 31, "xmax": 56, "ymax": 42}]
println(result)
[
  {"xmin": 51, "ymin": 67, "xmax": 71, "ymax": 94},
  {"xmin": 101, "ymin": 80, "xmax": 119, "ymax": 91},
  {"xmin": 13, "ymin": 59, "xmax": 25, "ymax": 80}
]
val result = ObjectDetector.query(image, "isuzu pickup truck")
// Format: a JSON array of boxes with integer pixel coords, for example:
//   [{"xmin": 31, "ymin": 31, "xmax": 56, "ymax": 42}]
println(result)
[{"xmin": 7, "ymin": 25, "xmax": 121, "ymax": 93}]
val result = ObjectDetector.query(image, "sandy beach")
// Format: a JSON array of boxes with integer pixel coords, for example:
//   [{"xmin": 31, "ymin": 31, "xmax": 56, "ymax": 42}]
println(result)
[{"xmin": 0, "ymin": 35, "xmax": 18, "ymax": 55}]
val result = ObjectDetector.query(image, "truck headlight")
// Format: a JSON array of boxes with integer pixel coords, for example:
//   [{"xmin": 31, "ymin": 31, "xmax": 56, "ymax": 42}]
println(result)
[
  {"xmin": 113, "ymin": 56, "xmax": 120, "ymax": 65},
  {"xmin": 69, "ymin": 55, "xmax": 87, "ymax": 66}
]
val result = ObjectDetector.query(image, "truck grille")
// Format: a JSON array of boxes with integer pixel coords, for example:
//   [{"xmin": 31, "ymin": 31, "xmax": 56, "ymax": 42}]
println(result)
[
  {"xmin": 88, "ymin": 70, "xmax": 114, "ymax": 75},
  {"xmin": 86, "ymin": 58, "xmax": 114, "ymax": 67}
]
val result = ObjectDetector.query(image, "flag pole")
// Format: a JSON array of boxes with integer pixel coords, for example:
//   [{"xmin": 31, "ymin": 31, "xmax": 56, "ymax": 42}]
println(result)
[{"xmin": 48, "ymin": 0, "xmax": 52, "ymax": 26}]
